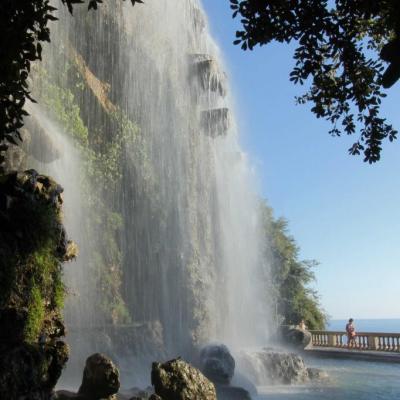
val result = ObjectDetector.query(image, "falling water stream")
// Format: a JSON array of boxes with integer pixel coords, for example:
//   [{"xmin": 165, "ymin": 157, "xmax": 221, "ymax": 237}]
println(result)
[{"xmin": 29, "ymin": 0, "xmax": 271, "ymax": 387}]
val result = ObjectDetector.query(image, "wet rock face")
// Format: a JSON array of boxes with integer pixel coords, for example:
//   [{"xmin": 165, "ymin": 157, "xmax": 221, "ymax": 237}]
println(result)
[
  {"xmin": 189, "ymin": 57, "xmax": 227, "ymax": 97},
  {"xmin": 23, "ymin": 115, "xmax": 63, "ymax": 163},
  {"xmin": 2, "ymin": 115, "xmax": 63, "ymax": 173},
  {"xmin": 0, "ymin": 170, "xmax": 71, "ymax": 400},
  {"xmin": 200, "ymin": 344, "xmax": 235, "ymax": 385},
  {"xmin": 238, "ymin": 348, "xmax": 310, "ymax": 385},
  {"xmin": 151, "ymin": 358, "xmax": 217, "ymax": 400},
  {"xmin": 201, "ymin": 108, "xmax": 230, "ymax": 138},
  {"xmin": 79, "ymin": 353, "xmax": 120, "ymax": 399}
]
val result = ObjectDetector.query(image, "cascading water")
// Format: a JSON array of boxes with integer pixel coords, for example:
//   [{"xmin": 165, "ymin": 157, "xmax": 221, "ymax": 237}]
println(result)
[{"xmin": 29, "ymin": 0, "xmax": 271, "ymax": 386}]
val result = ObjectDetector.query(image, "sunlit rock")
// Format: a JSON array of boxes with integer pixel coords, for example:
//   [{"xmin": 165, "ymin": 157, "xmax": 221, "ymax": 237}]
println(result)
[
  {"xmin": 151, "ymin": 358, "xmax": 217, "ymax": 400},
  {"xmin": 189, "ymin": 56, "xmax": 227, "ymax": 97}
]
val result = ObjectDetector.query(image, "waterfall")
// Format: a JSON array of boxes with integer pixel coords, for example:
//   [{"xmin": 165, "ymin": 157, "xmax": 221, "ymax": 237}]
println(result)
[{"xmin": 30, "ymin": 0, "xmax": 271, "ymax": 386}]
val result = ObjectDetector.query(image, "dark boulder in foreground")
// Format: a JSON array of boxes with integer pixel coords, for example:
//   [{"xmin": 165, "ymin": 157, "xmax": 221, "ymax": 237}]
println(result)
[
  {"xmin": 56, "ymin": 353, "xmax": 120, "ymax": 400},
  {"xmin": 199, "ymin": 344, "xmax": 253, "ymax": 400},
  {"xmin": 79, "ymin": 353, "xmax": 120, "ymax": 398},
  {"xmin": 200, "ymin": 344, "xmax": 235, "ymax": 385},
  {"xmin": 151, "ymin": 358, "xmax": 217, "ymax": 400}
]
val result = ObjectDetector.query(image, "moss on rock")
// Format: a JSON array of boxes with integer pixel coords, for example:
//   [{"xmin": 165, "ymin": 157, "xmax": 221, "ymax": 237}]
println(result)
[{"xmin": 0, "ymin": 170, "xmax": 73, "ymax": 399}]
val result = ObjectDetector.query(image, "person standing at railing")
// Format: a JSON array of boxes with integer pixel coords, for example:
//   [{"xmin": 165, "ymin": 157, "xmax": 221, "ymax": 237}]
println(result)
[
  {"xmin": 346, "ymin": 318, "xmax": 357, "ymax": 348},
  {"xmin": 298, "ymin": 319, "xmax": 307, "ymax": 331}
]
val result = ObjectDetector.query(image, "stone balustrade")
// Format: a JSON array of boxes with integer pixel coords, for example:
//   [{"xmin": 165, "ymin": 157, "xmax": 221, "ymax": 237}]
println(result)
[{"xmin": 310, "ymin": 330, "xmax": 400, "ymax": 352}]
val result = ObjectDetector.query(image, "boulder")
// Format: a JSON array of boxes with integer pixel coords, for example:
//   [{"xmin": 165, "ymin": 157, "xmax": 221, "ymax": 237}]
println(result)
[
  {"xmin": 199, "ymin": 344, "xmax": 235, "ymax": 385},
  {"xmin": 79, "ymin": 353, "xmax": 120, "ymax": 399},
  {"xmin": 57, "ymin": 353, "xmax": 119, "ymax": 400},
  {"xmin": 281, "ymin": 326, "xmax": 312, "ymax": 349},
  {"xmin": 151, "ymin": 358, "xmax": 216, "ymax": 400}
]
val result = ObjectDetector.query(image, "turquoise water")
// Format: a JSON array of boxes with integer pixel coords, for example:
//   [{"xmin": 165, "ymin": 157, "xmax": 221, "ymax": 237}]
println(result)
[
  {"xmin": 257, "ymin": 357, "xmax": 400, "ymax": 400},
  {"xmin": 257, "ymin": 319, "xmax": 400, "ymax": 399}
]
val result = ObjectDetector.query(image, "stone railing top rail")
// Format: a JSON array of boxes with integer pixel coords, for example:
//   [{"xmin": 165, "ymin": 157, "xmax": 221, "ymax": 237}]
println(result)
[{"xmin": 310, "ymin": 330, "xmax": 400, "ymax": 337}]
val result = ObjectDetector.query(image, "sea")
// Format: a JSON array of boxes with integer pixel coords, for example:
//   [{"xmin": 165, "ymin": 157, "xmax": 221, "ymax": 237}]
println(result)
[
  {"xmin": 327, "ymin": 319, "xmax": 400, "ymax": 333},
  {"xmin": 257, "ymin": 319, "xmax": 400, "ymax": 400}
]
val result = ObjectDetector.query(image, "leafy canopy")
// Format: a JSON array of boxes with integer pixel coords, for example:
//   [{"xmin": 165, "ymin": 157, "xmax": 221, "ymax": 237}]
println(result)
[{"xmin": 231, "ymin": 0, "xmax": 400, "ymax": 163}]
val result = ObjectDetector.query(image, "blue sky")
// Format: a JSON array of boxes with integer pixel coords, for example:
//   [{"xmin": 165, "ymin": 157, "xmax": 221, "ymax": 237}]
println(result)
[{"xmin": 202, "ymin": 1, "xmax": 400, "ymax": 319}]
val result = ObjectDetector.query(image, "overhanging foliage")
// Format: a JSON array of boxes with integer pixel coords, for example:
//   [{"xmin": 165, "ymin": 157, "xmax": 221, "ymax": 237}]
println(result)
[{"xmin": 231, "ymin": 0, "xmax": 400, "ymax": 163}]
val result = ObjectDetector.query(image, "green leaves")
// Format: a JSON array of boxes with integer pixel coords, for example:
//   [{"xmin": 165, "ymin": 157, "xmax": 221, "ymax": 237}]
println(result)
[
  {"xmin": 0, "ymin": 0, "xmax": 56, "ymax": 167},
  {"xmin": 232, "ymin": 0, "xmax": 400, "ymax": 163},
  {"xmin": 260, "ymin": 201, "xmax": 327, "ymax": 330}
]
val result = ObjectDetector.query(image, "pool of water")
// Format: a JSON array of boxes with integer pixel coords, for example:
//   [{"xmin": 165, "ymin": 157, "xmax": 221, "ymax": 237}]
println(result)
[{"xmin": 256, "ymin": 357, "xmax": 400, "ymax": 400}]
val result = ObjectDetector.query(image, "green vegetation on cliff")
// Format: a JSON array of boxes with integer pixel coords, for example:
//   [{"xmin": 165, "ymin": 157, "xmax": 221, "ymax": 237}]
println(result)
[
  {"xmin": 0, "ymin": 172, "xmax": 72, "ymax": 342},
  {"xmin": 0, "ymin": 170, "xmax": 71, "ymax": 398},
  {"xmin": 261, "ymin": 202, "xmax": 327, "ymax": 330},
  {"xmin": 32, "ymin": 61, "xmax": 144, "ymax": 324}
]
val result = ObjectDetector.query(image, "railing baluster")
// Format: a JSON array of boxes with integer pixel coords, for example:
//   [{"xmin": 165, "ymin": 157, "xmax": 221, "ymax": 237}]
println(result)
[
  {"xmin": 362, "ymin": 335, "xmax": 366, "ymax": 349},
  {"xmin": 308, "ymin": 330, "xmax": 400, "ymax": 354}
]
